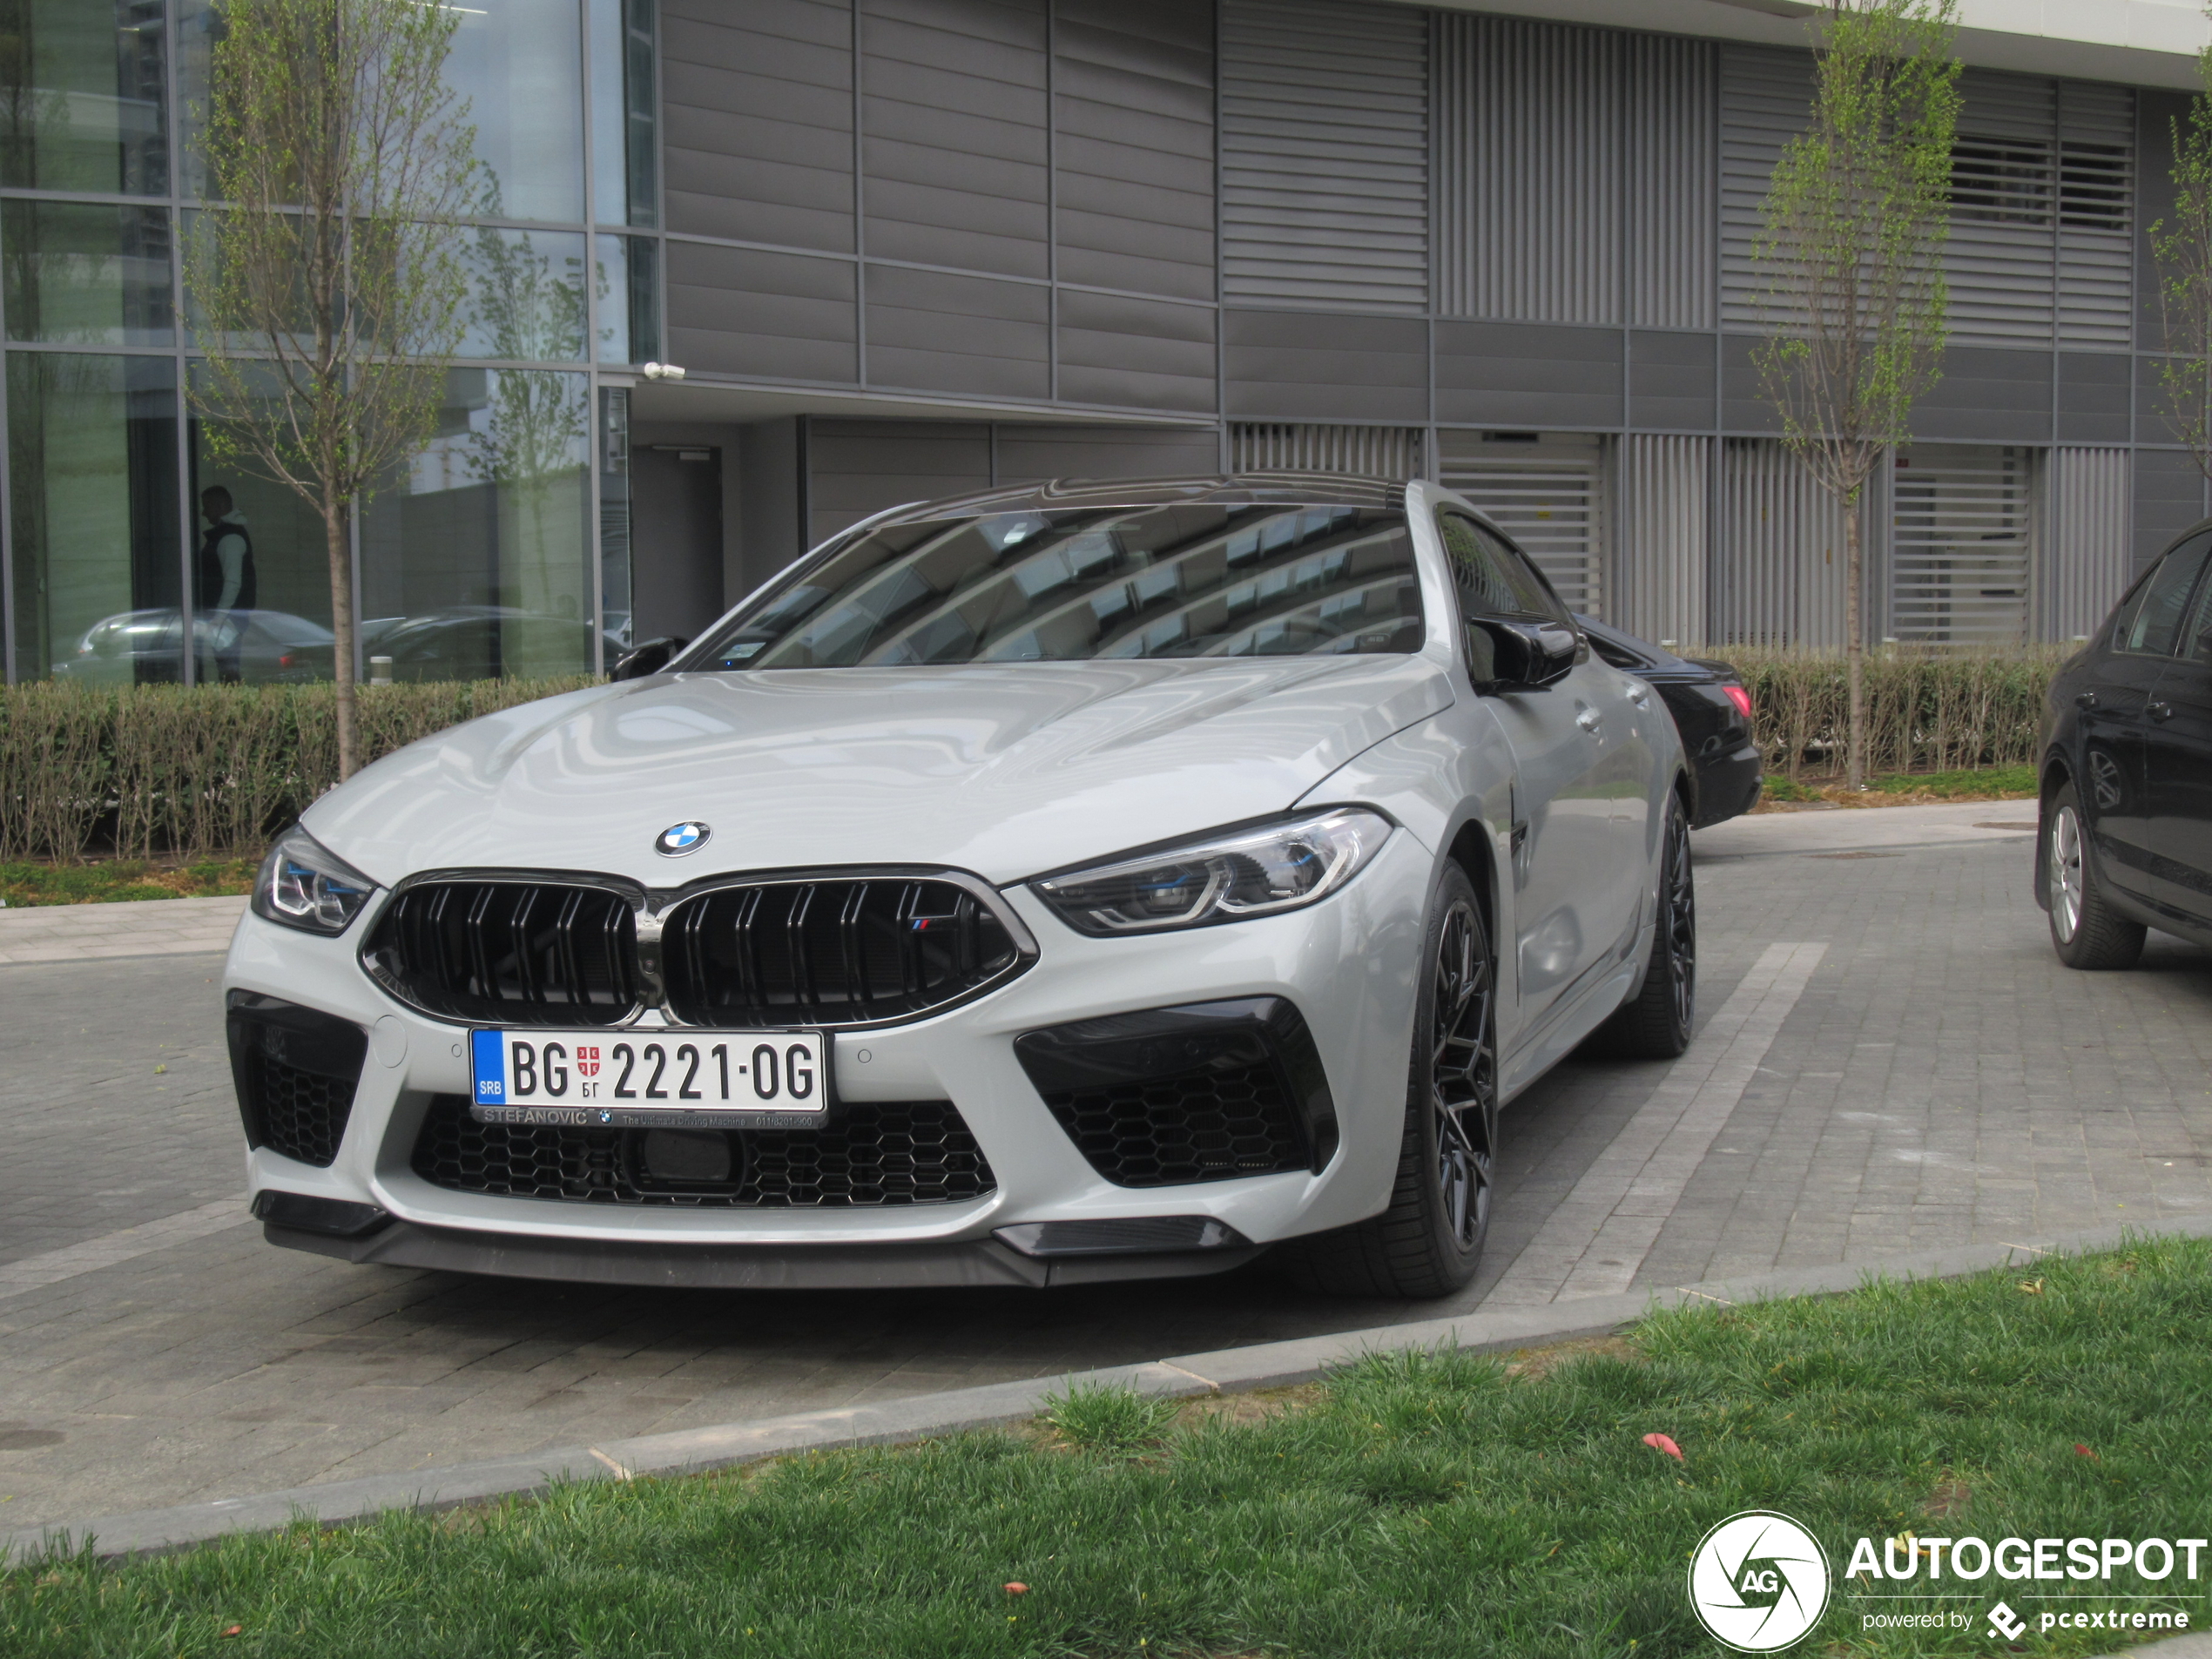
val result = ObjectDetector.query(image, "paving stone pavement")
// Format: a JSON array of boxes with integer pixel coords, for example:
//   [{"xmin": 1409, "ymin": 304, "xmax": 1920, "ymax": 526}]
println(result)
[
  {"xmin": 0, "ymin": 894, "xmax": 246, "ymax": 965},
  {"xmin": 1, "ymin": 806, "xmax": 2208, "ymax": 1529}
]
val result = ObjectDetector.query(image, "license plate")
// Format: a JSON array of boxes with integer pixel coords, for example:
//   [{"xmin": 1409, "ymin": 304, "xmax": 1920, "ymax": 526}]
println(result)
[{"xmin": 469, "ymin": 1028, "xmax": 831, "ymax": 1129}]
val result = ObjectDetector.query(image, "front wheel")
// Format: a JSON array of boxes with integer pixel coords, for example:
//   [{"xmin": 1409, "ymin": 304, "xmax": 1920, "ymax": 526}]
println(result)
[
  {"xmin": 1582, "ymin": 792, "xmax": 1696, "ymax": 1060},
  {"xmin": 2045, "ymin": 781, "xmax": 2145, "ymax": 970},
  {"xmin": 1278, "ymin": 863, "xmax": 1497, "ymax": 1298}
]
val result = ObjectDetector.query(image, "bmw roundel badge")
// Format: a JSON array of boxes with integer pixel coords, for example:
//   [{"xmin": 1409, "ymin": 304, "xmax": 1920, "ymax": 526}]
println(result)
[{"xmin": 656, "ymin": 820, "xmax": 711, "ymax": 857}]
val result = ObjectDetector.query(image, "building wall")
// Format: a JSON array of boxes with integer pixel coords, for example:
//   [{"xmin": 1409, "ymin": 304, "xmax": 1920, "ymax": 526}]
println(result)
[{"xmin": 647, "ymin": 0, "xmax": 2209, "ymax": 648}]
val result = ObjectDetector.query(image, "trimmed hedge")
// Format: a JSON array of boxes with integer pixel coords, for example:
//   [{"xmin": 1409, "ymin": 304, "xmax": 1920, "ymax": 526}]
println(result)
[
  {"xmin": 0, "ymin": 651, "xmax": 2067, "ymax": 861},
  {"xmin": 1719, "ymin": 647, "xmax": 2065, "ymax": 781},
  {"xmin": 0, "ymin": 678, "xmax": 597, "ymax": 862}
]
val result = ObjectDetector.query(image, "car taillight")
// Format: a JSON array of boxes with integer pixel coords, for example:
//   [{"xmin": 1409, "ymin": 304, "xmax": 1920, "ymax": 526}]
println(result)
[
  {"xmin": 1723, "ymin": 684, "xmax": 1752, "ymax": 720},
  {"xmin": 279, "ymin": 653, "xmax": 295, "ymax": 667}
]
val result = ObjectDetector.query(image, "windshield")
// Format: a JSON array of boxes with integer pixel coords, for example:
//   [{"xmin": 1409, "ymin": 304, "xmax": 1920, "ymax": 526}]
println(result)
[{"xmin": 692, "ymin": 502, "xmax": 1425, "ymax": 670}]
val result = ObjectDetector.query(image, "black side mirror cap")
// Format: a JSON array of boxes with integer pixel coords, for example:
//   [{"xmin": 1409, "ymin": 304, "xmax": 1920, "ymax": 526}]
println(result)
[
  {"xmin": 1469, "ymin": 617, "xmax": 1578, "ymax": 691},
  {"xmin": 610, "ymin": 636, "xmax": 690, "ymax": 681}
]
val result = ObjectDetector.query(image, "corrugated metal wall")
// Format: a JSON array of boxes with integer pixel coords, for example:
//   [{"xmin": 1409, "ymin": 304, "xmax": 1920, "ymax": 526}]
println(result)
[
  {"xmin": 1615, "ymin": 434, "xmax": 1712, "ymax": 643},
  {"xmin": 1434, "ymin": 16, "xmax": 1619, "ymax": 322},
  {"xmin": 1230, "ymin": 421, "xmax": 1426, "ymax": 479},
  {"xmin": 2044, "ymin": 446, "xmax": 2132, "ymax": 639},
  {"xmin": 1219, "ymin": 0, "xmax": 1428, "ymax": 311},
  {"xmin": 1626, "ymin": 36, "xmax": 1718, "ymax": 331},
  {"xmin": 1438, "ymin": 432, "xmax": 1608, "ymax": 616},
  {"xmin": 1715, "ymin": 439, "xmax": 1852, "ymax": 647}
]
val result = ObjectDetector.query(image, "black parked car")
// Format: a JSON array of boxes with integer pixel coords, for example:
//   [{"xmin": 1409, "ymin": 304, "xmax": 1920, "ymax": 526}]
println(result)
[
  {"xmin": 1578, "ymin": 615, "xmax": 1763, "ymax": 828},
  {"xmin": 2038, "ymin": 522, "xmax": 2212, "ymax": 967}
]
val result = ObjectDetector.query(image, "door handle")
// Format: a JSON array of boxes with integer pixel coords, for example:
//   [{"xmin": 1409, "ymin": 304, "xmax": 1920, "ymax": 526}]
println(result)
[
  {"xmin": 2074, "ymin": 691, "xmax": 2099, "ymax": 711},
  {"xmin": 1627, "ymin": 685, "xmax": 1651, "ymax": 708},
  {"xmin": 1575, "ymin": 708, "xmax": 1602, "ymax": 733},
  {"xmin": 2148, "ymin": 700, "xmax": 2175, "ymax": 724}
]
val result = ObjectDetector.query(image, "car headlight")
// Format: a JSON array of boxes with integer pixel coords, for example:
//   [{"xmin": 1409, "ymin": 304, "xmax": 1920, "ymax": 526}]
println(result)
[
  {"xmin": 253, "ymin": 826, "xmax": 379, "ymax": 935},
  {"xmin": 1032, "ymin": 808, "xmax": 1391, "ymax": 936}
]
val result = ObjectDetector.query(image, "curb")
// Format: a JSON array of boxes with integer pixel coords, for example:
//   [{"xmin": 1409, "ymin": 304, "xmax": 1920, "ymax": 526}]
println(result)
[{"xmin": 9, "ymin": 1215, "xmax": 2212, "ymax": 1568}]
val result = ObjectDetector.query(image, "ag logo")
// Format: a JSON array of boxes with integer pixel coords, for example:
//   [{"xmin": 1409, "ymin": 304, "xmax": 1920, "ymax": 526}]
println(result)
[{"xmin": 1688, "ymin": 1511, "xmax": 1831, "ymax": 1652}]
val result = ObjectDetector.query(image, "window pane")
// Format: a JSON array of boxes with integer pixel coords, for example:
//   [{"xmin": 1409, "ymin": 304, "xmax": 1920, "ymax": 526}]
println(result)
[
  {"xmin": 591, "ymin": 233, "xmax": 658, "ymax": 364},
  {"xmin": 695, "ymin": 504, "xmax": 1424, "ymax": 670},
  {"xmin": 361, "ymin": 368, "xmax": 597, "ymax": 681},
  {"xmin": 3, "ymin": 201, "xmax": 173, "ymax": 346},
  {"xmin": 598, "ymin": 384, "xmax": 631, "ymax": 660},
  {"xmin": 2121, "ymin": 536, "xmax": 2211, "ymax": 656},
  {"xmin": 1439, "ymin": 512, "xmax": 1562, "ymax": 623},
  {"xmin": 450, "ymin": 0, "xmax": 585, "ymax": 223},
  {"xmin": 9, "ymin": 351, "xmax": 180, "ymax": 684},
  {"xmin": 184, "ymin": 362, "xmax": 336, "ymax": 683},
  {"xmin": 0, "ymin": 0, "xmax": 167, "ymax": 193},
  {"xmin": 463, "ymin": 227, "xmax": 588, "ymax": 361},
  {"xmin": 589, "ymin": 0, "xmax": 656, "ymax": 226}
]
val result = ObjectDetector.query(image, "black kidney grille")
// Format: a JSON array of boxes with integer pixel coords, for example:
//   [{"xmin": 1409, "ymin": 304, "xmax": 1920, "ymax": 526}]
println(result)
[
  {"xmin": 364, "ymin": 882, "xmax": 638, "ymax": 1027},
  {"xmin": 662, "ymin": 879, "xmax": 1024, "ymax": 1027},
  {"xmin": 1041, "ymin": 1061, "xmax": 1310, "ymax": 1188},
  {"xmin": 410, "ymin": 1095, "xmax": 996, "ymax": 1207}
]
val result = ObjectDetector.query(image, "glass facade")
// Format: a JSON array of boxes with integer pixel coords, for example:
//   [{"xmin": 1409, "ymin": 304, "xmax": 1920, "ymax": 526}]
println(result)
[{"xmin": 1, "ymin": 0, "xmax": 662, "ymax": 684}]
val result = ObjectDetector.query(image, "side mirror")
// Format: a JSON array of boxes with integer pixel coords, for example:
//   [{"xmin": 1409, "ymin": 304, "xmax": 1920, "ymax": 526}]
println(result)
[
  {"xmin": 1468, "ymin": 617, "xmax": 1578, "ymax": 691},
  {"xmin": 610, "ymin": 636, "xmax": 689, "ymax": 681}
]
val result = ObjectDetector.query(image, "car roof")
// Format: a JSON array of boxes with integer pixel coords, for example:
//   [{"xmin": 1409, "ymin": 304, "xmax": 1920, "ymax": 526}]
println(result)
[{"xmin": 866, "ymin": 472, "xmax": 1407, "ymax": 528}]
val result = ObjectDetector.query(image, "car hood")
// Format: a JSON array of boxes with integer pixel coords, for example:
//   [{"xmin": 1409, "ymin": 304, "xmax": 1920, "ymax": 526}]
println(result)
[{"xmin": 307, "ymin": 656, "xmax": 1455, "ymax": 888}]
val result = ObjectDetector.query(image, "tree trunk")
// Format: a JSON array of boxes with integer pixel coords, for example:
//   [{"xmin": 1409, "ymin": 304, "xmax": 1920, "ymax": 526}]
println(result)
[
  {"xmin": 1844, "ymin": 496, "xmax": 1865, "ymax": 792},
  {"xmin": 324, "ymin": 489, "xmax": 358, "ymax": 780}
]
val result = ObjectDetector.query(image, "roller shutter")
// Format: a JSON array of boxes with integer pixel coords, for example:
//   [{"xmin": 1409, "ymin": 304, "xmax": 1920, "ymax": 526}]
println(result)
[
  {"xmin": 1889, "ymin": 444, "xmax": 2036, "ymax": 646},
  {"xmin": 1438, "ymin": 432, "xmax": 1608, "ymax": 617}
]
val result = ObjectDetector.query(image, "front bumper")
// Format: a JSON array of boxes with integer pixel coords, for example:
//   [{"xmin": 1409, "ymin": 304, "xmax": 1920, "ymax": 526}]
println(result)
[{"xmin": 223, "ymin": 828, "xmax": 1433, "ymax": 1287}]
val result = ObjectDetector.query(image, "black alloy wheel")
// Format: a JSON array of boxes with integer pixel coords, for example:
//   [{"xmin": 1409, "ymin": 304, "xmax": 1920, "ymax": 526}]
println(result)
[
  {"xmin": 1584, "ymin": 792, "xmax": 1696, "ymax": 1059},
  {"xmin": 1278, "ymin": 862, "xmax": 1498, "ymax": 1298}
]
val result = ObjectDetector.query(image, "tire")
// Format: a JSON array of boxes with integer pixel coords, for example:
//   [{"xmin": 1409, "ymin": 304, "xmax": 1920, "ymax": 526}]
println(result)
[
  {"xmin": 2045, "ymin": 781, "xmax": 2146, "ymax": 970},
  {"xmin": 1582, "ymin": 792, "xmax": 1696, "ymax": 1060},
  {"xmin": 1278, "ymin": 863, "xmax": 1498, "ymax": 1298}
]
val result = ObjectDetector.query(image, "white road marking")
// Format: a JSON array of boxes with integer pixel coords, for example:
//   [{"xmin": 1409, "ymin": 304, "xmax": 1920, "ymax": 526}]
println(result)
[
  {"xmin": 1484, "ymin": 941, "xmax": 1830, "ymax": 1306},
  {"xmin": 0, "ymin": 1197, "xmax": 253, "ymax": 1301}
]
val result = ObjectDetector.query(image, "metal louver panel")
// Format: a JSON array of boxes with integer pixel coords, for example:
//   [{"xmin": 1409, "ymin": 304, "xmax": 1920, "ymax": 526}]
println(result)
[
  {"xmin": 1231, "ymin": 423, "xmax": 1425, "ymax": 480},
  {"xmin": 1946, "ymin": 71, "xmax": 2059, "ymax": 348},
  {"xmin": 1436, "ymin": 15, "xmax": 1619, "ymax": 323},
  {"xmin": 1720, "ymin": 47, "xmax": 1812, "ymax": 331},
  {"xmin": 1615, "ymin": 435, "xmax": 1712, "ymax": 644},
  {"xmin": 1890, "ymin": 445, "xmax": 2036, "ymax": 646},
  {"xmin": 1716, "ymin": 438, "xmax": 1851, "ymax": 648},
  {"xmin": 2057, "ymin": 81, "xmax": 2133, "ymax": 351},
  {"xmin": 1439, "ymin": 432, "xmax": 1608, "ymax": 617},
  {"xmin": 2045, "ymin": 447, "xmax": 2132, "ymax": 641},
  {"xmin": 1220, "ymin": 0, "xmax": 1428, "ymax": 311},
  {"xmin": 1626, "ymin": 35, "xmax": 1717, "ymax": 330}
]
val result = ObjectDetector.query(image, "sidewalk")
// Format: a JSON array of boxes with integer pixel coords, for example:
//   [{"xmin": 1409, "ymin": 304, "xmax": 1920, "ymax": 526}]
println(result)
[
  {"xmin": 0, "ymin": 894, "xmax": 246, "ymax": 964},
  {"xmin": 1694, "ymin": 797, "xmax": 2039, "ymax": 859}
]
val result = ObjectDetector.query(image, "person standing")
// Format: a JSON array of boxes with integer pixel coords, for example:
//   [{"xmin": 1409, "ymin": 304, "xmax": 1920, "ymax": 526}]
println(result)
[{"xmin": 197, "ymin": 485, "xmax": 256, "ymax": 683}]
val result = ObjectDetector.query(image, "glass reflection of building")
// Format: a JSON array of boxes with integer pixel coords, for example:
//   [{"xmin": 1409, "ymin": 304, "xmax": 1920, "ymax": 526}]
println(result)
[{"xmin": 0, "ymin": 0, "xmax": 659, "ymax": 685}]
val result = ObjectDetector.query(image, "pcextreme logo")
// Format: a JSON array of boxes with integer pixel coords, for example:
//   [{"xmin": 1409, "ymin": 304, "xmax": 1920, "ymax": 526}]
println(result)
[{"xmin": 1689, "ymin": 1511, "xmax": 1832, "ymax": 1652}]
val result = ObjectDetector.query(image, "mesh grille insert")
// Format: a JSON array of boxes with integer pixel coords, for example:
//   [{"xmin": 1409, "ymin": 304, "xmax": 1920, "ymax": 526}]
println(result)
[
  {"xmin": 662, "ymin": 878, "xmax": 1025, "ymax": 1027},
  {"xmin": 409, "ymin": 1095, "xmax": 996, "ymax": 1208},
  {"xmin": 254, "ymin": 1052, "xmax": 357, "ymax": 1168},
  {"xmin": 1039, "ymin": 1061, "xmax": 1310, "ymax": 1188},
  {"xmin": 363, "ymin": 881, "xmax": 637, "ymax": 1027}
]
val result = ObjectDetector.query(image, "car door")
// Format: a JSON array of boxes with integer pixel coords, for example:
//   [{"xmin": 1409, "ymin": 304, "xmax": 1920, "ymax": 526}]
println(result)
[
  {"xmin": 2142, "ymin": 563, "xmax": 2212, "ymax": 927},
  {"xmin": 1436, "ymin": 508, "xmax": 1644, "ymax": 1022},
  {"xmin": 2082, "ymin": 533, "xmax": 2212, "ymax": 906}
]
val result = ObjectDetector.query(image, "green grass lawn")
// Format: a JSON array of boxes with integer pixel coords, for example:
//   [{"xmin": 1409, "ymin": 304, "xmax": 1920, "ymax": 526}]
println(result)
[
  {"xmin": 0, "ymin": 858, "xmax": 258, "ymax": 907},
  {"xmin": 1762, "ymin": 764, "xmax": 2040, "ymax": 807},
  {"xmin": 7, "ymin": 1238, "xmax": 2209, "ymax": 1657}
]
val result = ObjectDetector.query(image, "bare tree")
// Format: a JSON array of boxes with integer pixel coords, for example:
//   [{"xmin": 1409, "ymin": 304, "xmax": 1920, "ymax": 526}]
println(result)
[
  {"xmin": 186, "ymin": 0, "xmax": 475, "ymax": 778},
  {"xmin": 1754, "ymin": 0, "xmax": 1959, "ymax": 790},
  {"xmin": 2153, "ymin": 41, "xmax": 2212, "ymax": 482}
]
